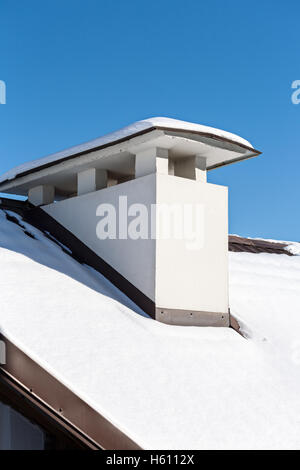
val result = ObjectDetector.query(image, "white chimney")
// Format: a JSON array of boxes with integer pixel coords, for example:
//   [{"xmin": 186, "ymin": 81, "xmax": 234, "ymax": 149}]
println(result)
[{"xmin": 0, "ymin": 118, "xmax": 260, "ymax": 326}]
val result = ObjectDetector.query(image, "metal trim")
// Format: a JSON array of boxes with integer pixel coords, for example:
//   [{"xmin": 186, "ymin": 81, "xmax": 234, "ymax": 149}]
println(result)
[
  {"xmin": 0, "ymin": 334, "xmax": 141, "ymax": 450},
  {"xmin": 0, "ymin": 126, "xmax": 261, "ymax": 186},
  {"xmin": 0, "ymin": 371, "xmax": 98, "ymax": 449},
  {"xmin": 156, "ymin": 307, "xmax": 230, "ymax": 327}
]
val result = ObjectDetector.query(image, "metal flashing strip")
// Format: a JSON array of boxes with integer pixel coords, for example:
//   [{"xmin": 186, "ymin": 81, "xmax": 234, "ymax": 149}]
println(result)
[{"xmin": 156, "ymin": 307, "xmax": 230, "ymax": 327}]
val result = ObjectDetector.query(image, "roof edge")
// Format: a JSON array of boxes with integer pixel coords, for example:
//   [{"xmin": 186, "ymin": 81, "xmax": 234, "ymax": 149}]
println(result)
[
  {"xmin": 0, "ymin": 333, "xmax": 142, "ymax": 450},
  {"xmin": 0, "ymin": 125, "xmax": 261, "ymax": 188}
]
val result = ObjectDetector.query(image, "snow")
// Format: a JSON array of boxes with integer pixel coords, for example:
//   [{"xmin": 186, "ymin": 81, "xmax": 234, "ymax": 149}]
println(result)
[
  {"xmin": 0, "ymin": 117, "xmax": 253, "ymax": 184},
  {"xmin": 248, "ymin": 235, "xmax": 300, "ymax": 256},
  {"xmin": 0, "ymin": 210, "xmax": 300, "ymax": 449},
  {"xmin": 229, "ymin": 251, "xmax": 300, "ymax": 362},
  {"xmin": 286, "ymin": 242, "xmax": 300, "ymax": 255}
]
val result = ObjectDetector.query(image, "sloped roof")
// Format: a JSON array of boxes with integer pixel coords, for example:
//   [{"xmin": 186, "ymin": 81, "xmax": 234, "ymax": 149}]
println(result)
[
  {"xmin": 0, "ymin": 205, "xmax": 300, "ymax": 449},
  {"xmin": 229, "ymin": 235, "xmax": 294, "ymax": 256}
]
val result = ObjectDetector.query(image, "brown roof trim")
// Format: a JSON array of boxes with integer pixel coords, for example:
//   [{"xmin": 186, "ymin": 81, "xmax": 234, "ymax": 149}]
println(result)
[
  {"xmin": 24, "ymin": 204, "xmax": 156, "ymax": 318},
  {"xmin": 155, "ymin": 125, "xmax": 261, "ymax": 155},
  {"xmin": 0, "ymin": 196, "xmax": 156, "ymax": 317},
  {"xmin": 27, "ymin": 204, "xmax": 295, "ymax": 260},
  {"xmin": 0, "ymin": 126, "xmax": 261, "ymax": 185},
  {"xmin": 206, "ymin": 152, "xmax": 259, "ymax": 170},
  {"xmin": 0, "ymin": 372, "xmax": 95, "ymax": 449},
  {"xmin": 0, "ymin": 334, "xmax": 141, "ymax": 450},
  {"xmin": 229, "ymin": 235, "xmax": 293, "ymax": 256},
  {"xmin": 0, "ymin": 196, "xmax": 27, "ymax": 215}
]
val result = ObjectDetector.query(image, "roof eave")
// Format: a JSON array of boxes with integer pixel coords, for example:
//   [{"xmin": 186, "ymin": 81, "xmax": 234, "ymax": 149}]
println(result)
[
  {"xmin": 0, "ymin": 333, "xmax": 142, "ymax": 450},
  {"xmin": 0, "ymin": 126, "xmax": 261, "ymax": 189}
]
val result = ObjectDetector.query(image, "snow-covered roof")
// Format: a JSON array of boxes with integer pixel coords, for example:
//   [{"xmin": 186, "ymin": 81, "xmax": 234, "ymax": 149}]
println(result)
[
  {"xmin": 0, "ymin": 208, "xmax": 300, "ymax": 449},
  {"xmin": 0, "ymin": 117, "xmax": 258, "ymax": 186}
]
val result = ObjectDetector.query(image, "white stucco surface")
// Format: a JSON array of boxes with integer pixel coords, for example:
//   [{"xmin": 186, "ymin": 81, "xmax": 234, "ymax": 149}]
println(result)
[
  {"xmin": 44, "ymin": 173, "xmax": 228, "ymax": 315},
  {"xmin": 155, "ymin": 174, "xmax": 228, "ymax": 313},
  {"xmin": 28, "ymin": 185, "xmax": 55, "ymax": 206},
  {"xmin": 44, "ymin": 175, "xmax": 157, "ymax": 301}
]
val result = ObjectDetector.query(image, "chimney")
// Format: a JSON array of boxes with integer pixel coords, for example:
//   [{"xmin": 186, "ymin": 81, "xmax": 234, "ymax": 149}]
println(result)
[{"xmin": 0, "ymin": 118, "xmax": 260, "ymax": 326}]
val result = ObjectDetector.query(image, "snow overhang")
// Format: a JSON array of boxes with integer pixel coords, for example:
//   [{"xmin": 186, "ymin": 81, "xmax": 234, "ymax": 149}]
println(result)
[{"xmin": 0, "ymin": 117, "xmax": 261, "ymax": 197}]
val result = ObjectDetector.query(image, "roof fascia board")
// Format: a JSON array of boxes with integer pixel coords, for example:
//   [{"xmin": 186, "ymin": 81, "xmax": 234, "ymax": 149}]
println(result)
[
  {"xmin": 0, "ymin": 126, "xmax": 260, "ymax": 190},
  {"xmin": 159, "ymin": 127, "xmax": 260, "ymax": 155},
  {"xmin": 0, "ymin": 372, "xmax": 98, "ymax": 449},
  {"xmin": 163, "ymin": 129, "xmax": 260, "ymax": 170},
  {"xmin": 0, "ymin": 129, "xmax": 164, "ymax": 193},
  {"xmin": 207, "ymin": 151, "xmax": 260, "ymax": 171},
  {"xmin": 0, "ymin": 333, "xmax": 142, "ymax": 450},
  {"xmin": 164, "ymin": 130, "xmax": 260, "ymax": 159}
]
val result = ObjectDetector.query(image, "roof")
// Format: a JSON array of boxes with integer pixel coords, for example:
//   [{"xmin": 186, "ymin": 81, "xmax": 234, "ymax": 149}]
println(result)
[
  {"xmin": 229, "ymin": 235, "xmax": 295, "ymax": 256},
  {"xmin": 0, "ymin": 117, "xmax": 260, "ymax": 188},
  {"xmin": 1, "ymin": 204, "xmax": 300, "ymax": 449}
]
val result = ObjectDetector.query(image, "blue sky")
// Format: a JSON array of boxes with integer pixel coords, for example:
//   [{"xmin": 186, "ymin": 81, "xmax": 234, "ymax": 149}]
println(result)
[{"xmin": 0, "ymin": 0, "xmax": 299, "ymax": 240}]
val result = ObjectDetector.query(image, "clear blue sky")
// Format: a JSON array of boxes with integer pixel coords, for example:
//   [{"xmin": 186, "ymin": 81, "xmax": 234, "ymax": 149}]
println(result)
[{"xmin": 0, "ymin": 0, "xmax": 299, "ymax": 241}]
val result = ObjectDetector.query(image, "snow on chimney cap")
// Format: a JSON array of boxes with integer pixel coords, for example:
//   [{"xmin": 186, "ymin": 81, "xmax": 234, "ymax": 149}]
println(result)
[{"xmin": 0, "ymin": 116, "xmax": 260, "ymax": 186}]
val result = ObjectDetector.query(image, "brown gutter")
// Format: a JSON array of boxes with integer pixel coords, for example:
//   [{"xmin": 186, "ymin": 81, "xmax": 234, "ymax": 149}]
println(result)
[
  {"xmin": 0, "ymin": 334, "xmax": 142, "ymax": 450},
  {"xmin": 0, "ymin": 126, "xmax": 261, "ymax": 186}
]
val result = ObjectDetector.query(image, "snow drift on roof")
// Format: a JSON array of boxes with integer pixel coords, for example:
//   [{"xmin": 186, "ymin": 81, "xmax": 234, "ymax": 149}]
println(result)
[
  {"xmin": 0, "ymin": 117, "xmax": 254, "ymax": 184},
  {"xmin": 1, "ymin": 210, "xmax": 300, "ymax": 449}
]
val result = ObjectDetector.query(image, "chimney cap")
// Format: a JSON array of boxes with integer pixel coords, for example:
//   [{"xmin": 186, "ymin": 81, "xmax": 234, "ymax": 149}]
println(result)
[{"xmin": 0, "ymin": 117, "xmax": 261, "ymax": 194}]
